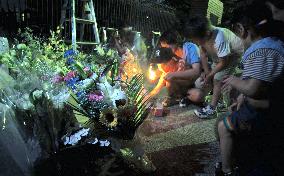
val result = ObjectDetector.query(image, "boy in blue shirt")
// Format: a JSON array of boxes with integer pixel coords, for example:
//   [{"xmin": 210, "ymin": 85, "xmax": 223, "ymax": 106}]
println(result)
[{"xmin": 149, "ymin": 30, "xmax": 202, "ymax": 106}]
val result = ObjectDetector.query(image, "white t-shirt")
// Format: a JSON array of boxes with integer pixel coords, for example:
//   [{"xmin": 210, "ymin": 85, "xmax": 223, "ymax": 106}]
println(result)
[{"xmin": 203, "ymin": 26, "xmax": 244, "ymax": 64}]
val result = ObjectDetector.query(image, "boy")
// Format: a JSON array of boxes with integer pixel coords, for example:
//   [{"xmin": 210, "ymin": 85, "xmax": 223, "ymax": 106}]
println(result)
[
  {"xmin": 218, "ymin": 3, "xmax": 284, "ymax": 175},
  {"xmin": 183, "ymin": 16, "xmax": 244, "ymax": 118},
  {"xmin": 149, "ymin": 30, "xmax": 202, "ymax": 107}
]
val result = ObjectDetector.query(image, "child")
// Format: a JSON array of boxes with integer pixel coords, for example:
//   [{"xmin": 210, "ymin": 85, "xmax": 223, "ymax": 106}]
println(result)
[
  {"xmin": 113, "ymin": 28, "xmax": 143, "ymax": 81},
  {"xmin": 218, "ymin": 3, "xmax": 284, "ymax": 175},
  {"xmin": 183, "ymin": 16, "xmax": 244, "ymax": 118},
  {"xmin": 149, "ymin": 30, "xmax": 202, "ymax": 107}
]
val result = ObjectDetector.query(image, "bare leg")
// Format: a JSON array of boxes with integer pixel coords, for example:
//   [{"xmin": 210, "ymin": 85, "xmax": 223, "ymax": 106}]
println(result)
[
  {"xmin": 218, "ymin": 120, "xmax": 234, "ymax": 173},
  {"xmin": 211, "ymin": 79, "xmax": 222, "ymax": 108}
]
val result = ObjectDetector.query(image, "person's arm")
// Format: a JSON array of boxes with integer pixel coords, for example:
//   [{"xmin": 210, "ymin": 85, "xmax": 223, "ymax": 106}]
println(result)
[
  {"xmin": 206, "ymin": 56, "xmax": 231, "ymax": 78},
  {"xmin": 205, "ymin": 31, "xmax": 233, "ymax": 82},
  {"xmin": 200, "ymin": 47, "xmax": 210, "ymax": 74},
  {"xmin": 222, "ymin": 76, "xmax": 267, "ymax": 98},
  {"xmin": 168, "ymin": 43, "xmax": 201, "ymax": 80},
  {"xmin": 114, "ymin": 37, "xmax": 127, "ymax": 55},
  {"xmin": 164, "ymin": 63, "xmax": 201, "ymax": 81},
  {"xmin": 228, "ymin": 93, "xmax": 244, "ymax": 112},
  {"xmin": 149, "ymin": 72, "xmax": 166, "ymax": 97}
]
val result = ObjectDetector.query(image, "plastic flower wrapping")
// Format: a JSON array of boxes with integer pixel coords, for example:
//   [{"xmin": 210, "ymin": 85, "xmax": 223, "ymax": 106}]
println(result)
[{"xmin": 0, "ymin": 64, "xmax": 78, "ymax": 176}]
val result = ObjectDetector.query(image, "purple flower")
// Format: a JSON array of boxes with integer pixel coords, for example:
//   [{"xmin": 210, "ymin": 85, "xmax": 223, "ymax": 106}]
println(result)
[
  {"xmin": 64, "ymin": 71, "xmax": 76, "ymax": 81},
  {"xmin": 52, "ymin": 74, "xmax": 64, "ymax": 83},
  {"xmin": 88, "ymin": 92, "xmax": 104, "ymax": 102}
]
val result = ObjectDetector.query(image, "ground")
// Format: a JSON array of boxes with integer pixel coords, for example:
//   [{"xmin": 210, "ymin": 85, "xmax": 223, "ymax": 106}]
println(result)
[{"xmin": 137, "ymin": 84, "xmax": 223, "ymax": 176}]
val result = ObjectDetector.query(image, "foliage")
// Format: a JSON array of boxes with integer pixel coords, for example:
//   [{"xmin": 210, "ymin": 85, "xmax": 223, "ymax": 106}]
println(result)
[{"xmin": 0, "ymin": 27, "xmax": 74, "ymax": 76}]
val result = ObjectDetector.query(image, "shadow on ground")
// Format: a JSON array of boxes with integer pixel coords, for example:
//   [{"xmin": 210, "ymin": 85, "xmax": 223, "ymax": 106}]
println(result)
[{"xmin": 149, "ymin": 142, "xmax": 219, "ymax": 176}]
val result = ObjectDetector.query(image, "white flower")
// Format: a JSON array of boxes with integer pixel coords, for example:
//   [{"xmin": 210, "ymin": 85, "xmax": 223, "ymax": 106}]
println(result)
[
  {"xmin": 99, "ymin": 139, "xmax": 110, "ymax": 147},
  {"xmin": 111, "ymin": 88, "xmax": 127, "ymax": 106},
  {"xmin": 88, "ymin": 138, "xmax": 99, "ymax": 145},
  {"xmin": 64, "ymin": 137, "xmax": 70, "ymax": 145},
  {"xmin": 98, "ymin": 76, "xmax": 112, "ymax": 92},
  {"xmin": 90, "ymin": 73, "xmax": 98, "ymax": 80},
  {"xmin": 98, "ymin": 77, "xmax": 127, "ymax": 108},
  {"xmin": 78, "ymin": 78, "xmax": 94, "ymax": 89},
  {"xmin": 50, "ymin": 89, "xmax": 70, "ymax": 108},
  {"xmin": 32, "ymin": 90, "xmax": 43, "ymax": 100},
  {"xmin": 63, "ymin": 128, "xmax": 90, "ymax": 146}
]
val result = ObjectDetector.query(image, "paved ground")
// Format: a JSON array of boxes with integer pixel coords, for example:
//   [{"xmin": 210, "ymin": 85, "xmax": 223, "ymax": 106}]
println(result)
[{"xmin": 137, "ymin": 84, "xmax": 222, "ymax": 175}]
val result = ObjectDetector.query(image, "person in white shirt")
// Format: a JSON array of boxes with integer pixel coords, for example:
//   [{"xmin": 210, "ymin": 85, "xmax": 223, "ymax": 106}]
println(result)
[{"xmin": 183, "ymin": 16, "xmax": 244, "ymax": 118}]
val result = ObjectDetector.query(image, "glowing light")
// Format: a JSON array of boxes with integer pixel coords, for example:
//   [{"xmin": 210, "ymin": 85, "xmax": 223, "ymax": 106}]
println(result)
[
  {"xmin": 120, "ymin": 51, "xmax": 142, "ymax": 81},
  {"xmin": 133, "ymin": 68, "xmax": 137, "ymax": 73},
  {"xmin": 148, "ymin": 65, "xmax": 157, "ymax": 81}
]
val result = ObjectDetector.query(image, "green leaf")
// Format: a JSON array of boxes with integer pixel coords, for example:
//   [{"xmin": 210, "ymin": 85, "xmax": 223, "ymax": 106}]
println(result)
[{"xmin": 74, "ymin": 61, "xmax": 87, "ymax": 79}]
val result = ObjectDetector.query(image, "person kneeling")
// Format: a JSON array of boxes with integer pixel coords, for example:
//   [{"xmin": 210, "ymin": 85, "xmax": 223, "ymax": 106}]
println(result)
[{"xmin": 149, "ymin": 31, "xmax": 201, "ymax": 107}]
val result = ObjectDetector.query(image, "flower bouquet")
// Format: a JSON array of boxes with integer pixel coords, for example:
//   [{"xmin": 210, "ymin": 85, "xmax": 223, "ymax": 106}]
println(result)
[
  {"xmin": 53, "ymin": 49, "xmax": 155, "ymax": 174},
  {"xmin": 57, "ymin": 49, "xmax": 153, "ymax": 140}
]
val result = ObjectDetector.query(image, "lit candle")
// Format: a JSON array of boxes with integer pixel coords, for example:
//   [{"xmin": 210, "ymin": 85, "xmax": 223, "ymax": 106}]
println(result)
[{"xmin": 148, "ymin": 65, "xmax": 156, "ymax": 81}]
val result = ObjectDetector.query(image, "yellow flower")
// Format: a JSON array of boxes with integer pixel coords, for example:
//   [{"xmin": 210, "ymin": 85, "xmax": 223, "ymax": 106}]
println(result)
[{"xmin": 99, "ymin": 108, "xmax": 118, "ymax": 129}]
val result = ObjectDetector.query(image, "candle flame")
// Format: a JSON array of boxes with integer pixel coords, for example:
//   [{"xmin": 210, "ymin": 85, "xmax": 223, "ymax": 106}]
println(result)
[
  {"xmin": 148, "ymin": 65, "xmax": 156, "ymax": 81},
  {"xmin": 133, "ymin": 68, "xmax": 137, "ymax": 72}
]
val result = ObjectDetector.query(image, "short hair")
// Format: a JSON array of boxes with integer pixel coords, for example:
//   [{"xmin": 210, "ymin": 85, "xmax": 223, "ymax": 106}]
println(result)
[
  {"xmin": 231, "ymin": 1, "xmax": 275, "ymax": 37},
  {"xmin": 159, "ymin": 30, "xmax": 182, "ymax": 45},
  {"xmin": 183, "ymin": 16, "xmax": 211, "ymax": 39}
]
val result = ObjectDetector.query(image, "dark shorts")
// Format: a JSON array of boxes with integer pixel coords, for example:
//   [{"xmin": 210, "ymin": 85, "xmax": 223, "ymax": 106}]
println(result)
[
  {"xmin": 223, "ymin": 101, "xmax": 268, "ymax": 133},
  {"xmin": 167, "ymin": 79, "xmax": 194, "ymax": 98}
]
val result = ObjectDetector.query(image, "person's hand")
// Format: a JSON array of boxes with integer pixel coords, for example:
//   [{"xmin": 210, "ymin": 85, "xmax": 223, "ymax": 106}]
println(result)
[
  {"xmin": 228, "ymin": 94, "xmax": 244, "ymax": 113},
  {"xmin": 228, "ymin": 102, "xmax": 237, "ymax": 113},
  {"xmin": 200, "ymin": 72, "xmax": 206, "ymax": 81},
  {"xmin": 143, "ymin": 92, "xmax": 157, "ymax": 104},
  {"xmin": 203, "ymin": 73, "xmax": 213, "ymax": 85},
  {"xmin": 163, "ymin": 72, "xmax": 176, "ymax": 82},
  {"xmin": 204, "ymin": 69, "xmax": 210, "ymax": 76},
  {"xmin": 113, "ymin": 35, "xmax": 120, "ymax": 44},
  {"xmin": 221, "ymin": 75, "xmax": 236, "ymax": 93}
]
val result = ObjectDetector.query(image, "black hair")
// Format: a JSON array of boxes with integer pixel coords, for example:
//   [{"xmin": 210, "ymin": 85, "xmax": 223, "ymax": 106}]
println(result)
[
  {"xmin": 267, "ymin": 0, "xmax": 284, "ymax": 9},
  {"xmin": 182, "ymin": 16, "xmax": 211, "ymax": 39},
  {"xmin": 231, "ymin": 1, "xmax": 276, "ymax": 38},
  {"xmin": 159, "ymin": 30, "xmax": 183, "ymax": 46}
]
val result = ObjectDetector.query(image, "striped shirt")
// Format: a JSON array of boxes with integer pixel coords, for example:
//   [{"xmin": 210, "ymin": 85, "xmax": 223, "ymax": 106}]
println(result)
[{"xmin": 241, "ymin": 37, "xmax": 284, "ymax": 83}]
